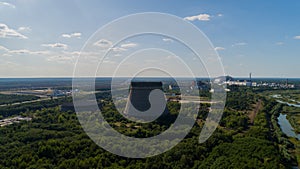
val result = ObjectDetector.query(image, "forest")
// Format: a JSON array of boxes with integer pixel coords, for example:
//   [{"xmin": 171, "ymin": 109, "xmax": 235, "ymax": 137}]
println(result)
[
  {"xmin": 0, "ymin": 87, "xmax": 297, "ymax": 168},
  {"xmin": 0, "ymin": 94, "xmax": 39, "ymax": 105}
]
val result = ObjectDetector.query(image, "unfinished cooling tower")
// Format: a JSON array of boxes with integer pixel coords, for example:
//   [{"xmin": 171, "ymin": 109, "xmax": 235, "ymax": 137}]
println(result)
[{"xmin": 124, "ymin": 81, "xmax": 169, "ymax": 122}]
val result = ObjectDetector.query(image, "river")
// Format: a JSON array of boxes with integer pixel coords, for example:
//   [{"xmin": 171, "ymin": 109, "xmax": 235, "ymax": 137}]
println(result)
[
  {"xmin": 274, "ymin": 96, "xmax": 300, "ymax": 139},
  {"xmin": 277, "ymin": 113, "xmax": 300, "ymax": 139},
  {"xmin": 276, "ymin": 100, "xmax": 300, "ymax": 108}
]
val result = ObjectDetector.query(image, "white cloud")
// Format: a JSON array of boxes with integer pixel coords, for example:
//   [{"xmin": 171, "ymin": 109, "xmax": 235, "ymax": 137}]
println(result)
[
  {"xmin": 184, "ymin": 14, "xmax": 211, "ymax": 21},
  {"xmin": 114, "ymin": 54, "xmax": 122, "ymax": 57},
  {"xmin": 47, "ymin": 51, "xmax": 91, "ymax": 63},
  {"xmin": 18, "ymin": 26, "xmax": 31, "ymax": 32},
  {"xmin": 276, "ymin": 42, "xmax": 284, "ymax": 45},
  {"xmin": 120, "ymin": 43, "xmax": 137, "ymax": 48},
  {"xmin": 0, "ymin": 45, "xmax": 79, "ymax": 66},
  {"xmin": 217, "ymin": 14, "xmax": 223, "ymax": 17},
  {"xmin": 166, "ymin": 55, "xmax": 175, "ymax": 60},
  {"xmin": 62, "ymin": 32, "xmax": 81, "ymax": 38},
  {"xmin": 67, "ymin": 51, "xmax": 81, "ymax": 56},
  {"xmin": 0, "ymin": 23, "xmax": 28, "ymax": 39},
  {"xmin": 9, "ymin": 49, "xmax": 31, "ymax": 54},
  {"xmin": 214, "ymin": 47, "xmax": 225, "ymax": 51},
  {"xmin": 0, "ymin": 2, "xmax": 15, "ymax": 8},
  {"xmin": 41, "ymin": 43, "xmax": 68, "ymax": 50},
  {"xmin": 46, "ymin": 55, "xmax": 74, "ymax": 63},
  {"xmin": 294, "ymin": 36, "xmax": 300, "ymax": 40},
  {"xmin": 110, "ymin": 47, "xmax": 127, "ymax": 52},
  {"xmin": 162, "ymin": 38, "xmax": 174, "ymax": 43},
  {"xmin": 232, "ymin": 42, "xmax": 247, "ymax": 47},
  {"xmin": 93, "ymin": 39, "xmax": 112, "ymax": 49},
  {"xmin": 8, "ymin": 49, "xmax": 50, "ymax": 55},
  {"xmin": 0, "ymin": 45, "xmax": 8, "ymax": 51},
  {"xmin": 1, "ymin": 53, "xmax": 11, "ymax": 57},
  {"xmin": 0, "ymin": 46, "xmax": 50, "ymax": 57},
  {"xmin": 102, "ymin": 59, "xmax": 116, "ymax": 64},
  {"xmin": 32, "ymin": 51, "xmax": 50, "ymax": 55},
  {"xmin": 4, "ymin": 49, "xmax": 77, "ymax": 64}
]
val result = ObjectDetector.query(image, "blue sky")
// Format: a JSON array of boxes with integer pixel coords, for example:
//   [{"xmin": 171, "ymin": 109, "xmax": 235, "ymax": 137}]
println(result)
[{"xmin": 0, "ymin": 0, "xmax": 300, "ymax": 77}]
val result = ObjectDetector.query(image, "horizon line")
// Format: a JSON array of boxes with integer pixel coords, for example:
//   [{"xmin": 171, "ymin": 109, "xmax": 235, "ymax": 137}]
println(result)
[{"xmin": 0, "ymin": 76, "xmax": 299, "ymax": 79}]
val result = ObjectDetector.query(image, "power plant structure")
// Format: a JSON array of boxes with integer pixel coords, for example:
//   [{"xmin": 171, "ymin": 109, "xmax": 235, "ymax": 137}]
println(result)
[{"xmin": 124, "ymin": 81, "xmax": 169, "ymax": 122}]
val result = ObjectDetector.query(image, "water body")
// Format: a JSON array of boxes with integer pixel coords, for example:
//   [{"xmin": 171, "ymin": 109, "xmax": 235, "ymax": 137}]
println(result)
[
  {"xmin": 277, "ymin": 113, "xmax": 300, "ymax": 139},
  {"xmin": 273, "ymin": 95, "xmax": 300, "ymax": 139},
  {"xmin": 276, "ymin": 100, "xmax": 300, "ymax": 108}
]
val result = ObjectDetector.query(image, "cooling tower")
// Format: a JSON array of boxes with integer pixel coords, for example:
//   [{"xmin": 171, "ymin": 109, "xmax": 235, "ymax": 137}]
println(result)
[{"xmin": 124, "ymin": 81, "xmax": 169, "ymax": 122}]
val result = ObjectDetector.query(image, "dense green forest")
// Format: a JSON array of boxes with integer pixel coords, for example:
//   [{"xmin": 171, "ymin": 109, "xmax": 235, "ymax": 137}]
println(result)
[
  {"xmin": 0, "ymin": 87, "xmax": 297, "ymax": 168},
  {"xmin": 0, "ymin": 97, "xmax": 69, "ymax": 119},
  {"xmin": 0, "ymin": 94, "xmax": 39, "ymax": 105}
]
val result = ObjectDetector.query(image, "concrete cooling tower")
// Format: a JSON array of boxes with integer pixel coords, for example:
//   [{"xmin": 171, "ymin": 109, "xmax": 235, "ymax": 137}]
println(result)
[{"xmin": 124, "ymin": 81, "xmax": 169, "ymax": 122}]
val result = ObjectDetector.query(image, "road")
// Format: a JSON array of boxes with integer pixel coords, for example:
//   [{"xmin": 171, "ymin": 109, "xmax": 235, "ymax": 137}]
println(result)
[
  {"xmin": 0, "ymin": 97, "xmax": 58, "ymax": 107},
  {"xmin": 249, "ymin": 100, "xmax": 262, "ymax": 124}
]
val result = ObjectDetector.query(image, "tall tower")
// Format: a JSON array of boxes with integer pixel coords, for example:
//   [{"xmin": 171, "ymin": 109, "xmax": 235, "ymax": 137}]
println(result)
[
  {"xmin": 124, "ymin": 81, "xmax": 169, "ymax": 122},
  {"xmin": 249, "ymin": 73, "xmax": 252, "ymax": 82}
]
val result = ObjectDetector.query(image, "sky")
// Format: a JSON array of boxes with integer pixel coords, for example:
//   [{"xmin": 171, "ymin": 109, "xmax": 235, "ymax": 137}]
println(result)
[{"xmin": 0, "ymin": 0, "xmax": 300, "ymax": 78}]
